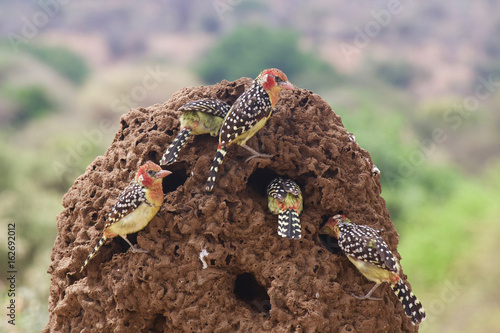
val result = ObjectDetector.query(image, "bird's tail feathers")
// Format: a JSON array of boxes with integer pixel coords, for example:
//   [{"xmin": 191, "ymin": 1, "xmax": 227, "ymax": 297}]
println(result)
[
  {"xmin": 206, "ymin": 147, "xmax": 227, "ymax": 192},
  {"xmin": 160, "ymin": 128, "xmax": 192, "ymax": 166},
  {"xmin": 80, "ymin": 236, "xmax": 108, "ymax": 273},
  {"xmin": 277, "ymin": 209, "xmax": 301, "ymax": 239},
  {"xmin": 392, "ymin": 278, "xmax": 426, "ymax": 325}
]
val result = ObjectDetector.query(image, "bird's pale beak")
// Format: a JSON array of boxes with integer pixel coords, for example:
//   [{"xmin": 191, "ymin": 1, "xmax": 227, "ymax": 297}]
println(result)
[
  {"xmin": 155, "ymin": 170, "xmax": 172, "ymax": 178},
  {"xmin": 278, "ymin": 81, "xmax": 295, "ymax": 90}
]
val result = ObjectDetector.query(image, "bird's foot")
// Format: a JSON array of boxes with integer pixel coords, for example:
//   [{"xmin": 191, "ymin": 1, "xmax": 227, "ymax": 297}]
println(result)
[
  {"xmin": 121, "ymin": 235, "xmax": 148, "ymax": 253},
  {"xmin": 245, "ymin": 152, "xmax": 273, "ymax": 162},
  {"xmin": 351, "ymin": 293, "xmax": 382, "ymax": 301},
  {"xmin": 241, "ymin": 144, "xmax": 273, "ymax": 162},
  {"xmin": 129, "ymin": 245, "xmax": 148, "ymax": 253}
]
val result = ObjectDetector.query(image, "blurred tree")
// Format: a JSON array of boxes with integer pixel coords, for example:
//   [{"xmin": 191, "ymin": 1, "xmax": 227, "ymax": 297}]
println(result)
[
  {"xmin": 0, "ymin": 146, "xmax": 12, "ymax": 191},
  {"xmin": 197, "ymin": 26, "xmax": 340, "ymax": 91},
  {"xmin": 475, "ymin": 62, "xmax": 500, "ymax": 82},
  {"xmin": 483, "ymin": 22, "xmax": 500, "ymax": 59},
  {"xmin": 1, "ymin": 85, "xmax": 57, "ymax": 126},
  {"xmin": 24, "ymin": 44, "xmax": 89, "ymax": 85},
  {"xmin": 330, "ymin": 86, "xmax": 461, "ymax": 223},
  {"xmin": 373, "ymin": 59, "xmax": 419, "ymax": 89}
]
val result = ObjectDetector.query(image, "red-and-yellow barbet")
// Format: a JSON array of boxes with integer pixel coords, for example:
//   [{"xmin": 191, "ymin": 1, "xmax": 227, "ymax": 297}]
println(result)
[
  {"xmin": 80, "ymin": 161, "xmax": 171, "ymax": 273},
  {"xmin": 320, "ymin": 214, "xmax": 426, "ymax": 325},
  {"xmin": 267, "ymin": 177, "xmax": 303, "ymax": 239},
  {"xmin": 160, "ymin": 98, "xmax": 231, "ymax": 166},
  {"xmin": 206, "ymin": 68, "xmax": 295, "ymax": 192}
]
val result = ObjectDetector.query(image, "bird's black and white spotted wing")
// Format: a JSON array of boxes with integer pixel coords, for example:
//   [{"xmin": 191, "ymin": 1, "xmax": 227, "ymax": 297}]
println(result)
[
  {"xmin": 282, "ymin": 178, "xmax": 301, "ymax": 196},
  {"xmin": 337, "ymin": 222, "xmax": 398, "ymax": 273},
  {"xmin": 178, "ymin": 98, "xmax": 231, "ymax": 119},
  {"xmin": 105, "ymin": 181, "xmax": 146, "ymax": 227},
  {"xmin": 219, "ymin": 82, "xmax": 271, "ymax": 145},
  {"xmin": 267, "ymin": 177, "xmax": 287, "ymax": 202}
]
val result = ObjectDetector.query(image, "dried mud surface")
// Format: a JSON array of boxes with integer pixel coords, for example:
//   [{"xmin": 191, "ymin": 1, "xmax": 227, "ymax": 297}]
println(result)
[{"xmin": 45, "ymin": 78, "xmax": 419, "ymax": 332}]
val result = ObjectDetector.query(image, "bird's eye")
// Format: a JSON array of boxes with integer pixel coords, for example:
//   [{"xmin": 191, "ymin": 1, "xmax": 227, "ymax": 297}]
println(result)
[
  {"xmin": 275, "ymin": 76, "xmax": 283, "ymax": 83},
  {"xmin": 147, "ymin": 170, "xmax": 155, "ymax": 177}
]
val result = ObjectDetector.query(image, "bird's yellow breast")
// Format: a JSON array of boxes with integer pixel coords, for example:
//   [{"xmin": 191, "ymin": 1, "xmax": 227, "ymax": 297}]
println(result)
[
  {"xmin": 106, "ymin": 203, "xmax": 159, "ymax": 237},
  {"xmin": 268, "ymin": 192, "xmax": 303, "ymax": 214},
  {"xmin": 347, "ymin": 255, "xmax": 396, "ymax": 284},
  {"xmin": 182, "ymin": 111, "xmax": 223, "ymax": 136},
  {"xmin": 232, "ymin": 117, "xmax": 269, "ymax": 146}
]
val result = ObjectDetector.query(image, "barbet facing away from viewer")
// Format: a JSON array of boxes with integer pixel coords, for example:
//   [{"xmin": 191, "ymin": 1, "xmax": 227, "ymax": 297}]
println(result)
[
  {"xmin": 267, "ymin": 177, "xmax": 303, "ymax": 239},
  {"xmin": 160, "ymin": 98, "xmax": 231, "ymax": 166},
  {"xmin": 206, "ymin": 68, "xmax": 295, "ymax": 192},
  {"xmin": 80, "ymin": 161, "xmax": 171, "ymax": 273},
  {"xmin": 320, "ymin": 214, "xmax": 426, "ymax": 325}
]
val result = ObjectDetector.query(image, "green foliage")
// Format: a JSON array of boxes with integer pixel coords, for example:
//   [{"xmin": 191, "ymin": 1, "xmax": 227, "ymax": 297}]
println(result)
[
  {"xmin": 373, "ymin": 59, "xmax": 419, "ymax": 89},
  {"xmin": 399, "ymin": 166, "xmax": 500, "ymax": 287},
  {"xmin": 1, "ymin": 85, "xmax": 57, "ymax": 126},
  {"xmin": 330, "ymin": 87, "xmax": 431, "ymax": 221},
  {"xmin": 483, "ymin": 22, "xmax": 500, "ymax": 59},
  {"xmin": 197, "ymin": 26, "xmax": 340, "ymax": 91},
  {"xmin": 320, "ymin": 73, "xmax": 500, "ymax": 331},
  {"xmin": 475, "ymin": 62, "xmax": 500, "ymax": 84},
  {"xmin": 388, "ymin": 164, "xmax": 500, "ymax": 332},
  {"xmin": 0, "ymin": 134, "xmax": 60, "ymax": 254},
  {"xmin": 24, "ymin": 44, "xmax": 89, "ymax": 85},
  {"xmin": 0, "ymin": 146, "xmax": 12, "ymax": 192},
  {"xmin": 329, "ymin": 85, "xmax": 468, "ymax": 226},
  {"xmin": 0, "ymin": 131, "xmax": 90, "ymax": 332},
  {"xmin": 47, "ymin": 133, "xmax": 108, "ymax": 191}
]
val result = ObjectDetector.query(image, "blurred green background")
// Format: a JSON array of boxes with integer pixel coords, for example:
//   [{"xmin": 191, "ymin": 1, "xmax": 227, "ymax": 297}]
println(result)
[{"xmin": 1, "ymin": 1, "xmax": 499, "ymax": 332}]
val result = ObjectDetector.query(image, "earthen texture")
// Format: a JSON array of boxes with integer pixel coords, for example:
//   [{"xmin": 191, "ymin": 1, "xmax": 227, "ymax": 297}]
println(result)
[{"xmin": 45, "ymin": 78, "xmax": 418, "ymax": 332}]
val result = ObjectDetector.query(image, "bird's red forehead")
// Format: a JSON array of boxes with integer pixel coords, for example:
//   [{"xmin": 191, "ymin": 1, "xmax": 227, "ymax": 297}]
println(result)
[
  {"xmin": 136, "ymin": 161, "xmax": 162, "ymax": 185},
  {"xmin": 262, "ymin": 68, "xmax": 288, "ymax": 81},
  {"xmin": 326, "ymin": 217, "xmax": 338, "ymax": 228},
  {"xmin": 139, "ymin": 161, "xmax": 161, "ymax": 174}
]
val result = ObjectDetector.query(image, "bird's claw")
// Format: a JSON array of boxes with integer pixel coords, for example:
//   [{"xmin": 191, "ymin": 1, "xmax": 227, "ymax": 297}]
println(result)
[
  {"xmin": 351, "ymin": 293, "xmax": 382, "ymax": 301},
  {"xmin": 130, "ymin": 246, "xmax": 148, "ymax": 253},
  {"xmin": 245, "ymin": 153, "xmax": 273, "ymax": 162}
]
